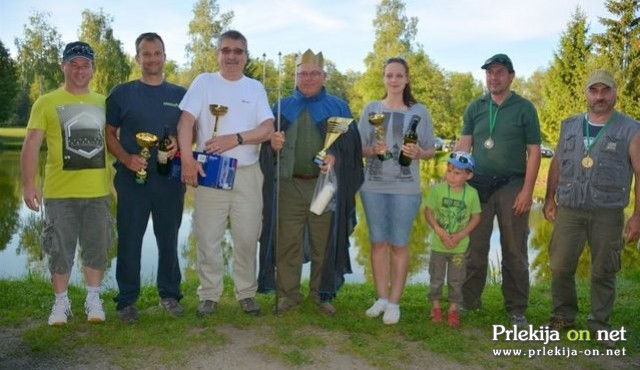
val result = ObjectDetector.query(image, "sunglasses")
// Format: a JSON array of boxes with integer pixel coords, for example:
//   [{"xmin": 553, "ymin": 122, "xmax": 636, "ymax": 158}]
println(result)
[
  {"xmin": 219, "ymin": 47, "xmax": 245, "ymax": 56},
  {"xmin": 67, "ymin": 45, "xmax": 95, "ymax": 56},
  {"xmin": 450, "ymin": 152, "xmax": 471, "ymax": 164}
]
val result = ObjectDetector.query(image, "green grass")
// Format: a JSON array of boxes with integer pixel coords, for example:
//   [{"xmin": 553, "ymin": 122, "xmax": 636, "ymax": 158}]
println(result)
[
  {"xmin": 1, "ymin": 271, "xmax": 638, "ymax": 369},
  {"xmin": 0, "ymin": 127, "xmax": 26, "ymax": 151}
]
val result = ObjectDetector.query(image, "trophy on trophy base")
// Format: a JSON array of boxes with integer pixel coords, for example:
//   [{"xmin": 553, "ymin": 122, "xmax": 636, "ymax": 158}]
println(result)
[
  {"xmin": 313, "ymin": 117, "xmax": 353, "ymax": 166},
  {"xmin": 368, "ymin": 112, "xmax": 391, "ymax": 161},
  {"xmin": 134, "ymin": 132, "xmax": 158, "ymax": 184},
  {"xmin": 209, "ymin": 104, "xmax": 228, "ymax": 138}
]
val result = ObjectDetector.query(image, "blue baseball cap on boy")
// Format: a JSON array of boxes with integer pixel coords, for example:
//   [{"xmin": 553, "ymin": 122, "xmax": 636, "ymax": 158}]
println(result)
[{"xmin": 448, "ymin": 151, "xmax": 475, "ymax": 171}]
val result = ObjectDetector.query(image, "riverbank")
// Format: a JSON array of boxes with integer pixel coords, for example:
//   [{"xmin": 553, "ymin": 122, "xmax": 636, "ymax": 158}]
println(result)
[{"xmin": 1, "ymin": 273, "xmax": 638, "ymax": 369}]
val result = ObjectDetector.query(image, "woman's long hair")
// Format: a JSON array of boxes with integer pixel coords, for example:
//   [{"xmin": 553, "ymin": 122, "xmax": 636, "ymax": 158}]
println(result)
[{"xmin": 382, "ymin": 57, "xmax": 417, "ymax": 107}]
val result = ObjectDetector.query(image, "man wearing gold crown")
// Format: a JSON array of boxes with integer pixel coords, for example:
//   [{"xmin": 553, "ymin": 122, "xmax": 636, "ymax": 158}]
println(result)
[{"xmin": 258, "ymin": 49, "xmax": 364, "ymax": 315}]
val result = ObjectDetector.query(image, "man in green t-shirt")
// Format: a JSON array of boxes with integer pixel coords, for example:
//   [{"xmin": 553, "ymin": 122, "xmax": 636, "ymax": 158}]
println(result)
[
  {"xmin": 21, "ymin": 41, "xmax": 111, "ymax": 326},
  {"xmin": 455, "ymin": 53, "xmax": 541, "ymax": 327}
]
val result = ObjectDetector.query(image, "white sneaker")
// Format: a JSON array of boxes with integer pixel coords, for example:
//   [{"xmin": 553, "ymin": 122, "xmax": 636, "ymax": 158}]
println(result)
[
  {"xmin": 48, "ymin": 299, "xmax": 72, "ymax": 326},
  {"xmin": 85, "ymin": 296, "xmax": 106, "ymax": 323},
  {"xmin": 383, "ymin": 304, "xmax": 400, "ymax": 325},
  {"xmin": 365, "ymin": 298, "xmax": 388, "ymax": 318}
]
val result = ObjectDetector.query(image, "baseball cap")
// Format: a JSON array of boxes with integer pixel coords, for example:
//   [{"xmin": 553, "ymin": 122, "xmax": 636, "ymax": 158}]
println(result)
[
  {"xmin": 481, "ymin": 53, "xmax": 514, "ymax": 72},
  {"xmin": 586, "ymin": 69, "xmax": 616, "ymax": 89},
  {"xmin": 62, "ymin": 41, "xmax": 95, "ymax": 62},
  {"xmin": 448, "ymin": 151, "xmax": 475, "ymax": 172}
]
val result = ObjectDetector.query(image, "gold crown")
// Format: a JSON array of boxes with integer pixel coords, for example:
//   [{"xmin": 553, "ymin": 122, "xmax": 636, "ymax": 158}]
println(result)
[{"xmin": 297, "ymin": 49, "xmax": 324, "ymax": 68}]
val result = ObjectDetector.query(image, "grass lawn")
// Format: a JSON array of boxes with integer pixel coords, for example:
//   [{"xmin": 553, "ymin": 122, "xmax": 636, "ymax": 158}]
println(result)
[{"xmin": 1, "ymin": 270, "xmax": 638, "ymax": 369}]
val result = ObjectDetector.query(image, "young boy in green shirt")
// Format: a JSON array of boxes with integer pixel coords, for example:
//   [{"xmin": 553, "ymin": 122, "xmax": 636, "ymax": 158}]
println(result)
[{"xmin": 424, "ymin": 151, "xmax": 481, "ymax": 327}]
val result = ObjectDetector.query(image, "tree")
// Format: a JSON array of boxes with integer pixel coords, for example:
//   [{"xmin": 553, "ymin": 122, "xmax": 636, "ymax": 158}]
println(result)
[
  {"xmin": 442, "ymin": 71, "xmax": 483, "ymax": 139},
  {"xmin": 14, "ymin": 11, "xmax": 64, "ymax": 124},
  {"xmin": 539, "ymin": 8, "xmax": 591, "ymax": 144},
  {"xmin": 350, "ymin": 0, "xmax": 417, "ymax": 117},
  {"xmin": 0, "ymin": 39, "xmax": 19, "ymax": 123},
  {"xmin": 184, "ymin": 0, "xmax": 233, "ymax": 81},
  {"xmin": 78, "ymin": 9, "xmax": 131, "ymax": 95},
  {"xmin": 592, "ymin": 0, "xmax": 640, "ymax": 119}
]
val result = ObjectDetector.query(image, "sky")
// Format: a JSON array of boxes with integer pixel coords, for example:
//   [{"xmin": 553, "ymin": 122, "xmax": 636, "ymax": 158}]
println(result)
[{"xmin": 0, "ymin": 0, "xmax": 610, "ymax": 82}]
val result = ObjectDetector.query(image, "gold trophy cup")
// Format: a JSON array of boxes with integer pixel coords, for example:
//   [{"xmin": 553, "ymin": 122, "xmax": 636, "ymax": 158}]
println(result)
[
  {"xmin": 313, "ymin": 117, "xmax": 353, "ymax": 165},
  {"xmin": 368, "ymin": 112, "xmax": 391, "ymax": 161},
  {"xmin": 209, "ymin": 104, "xmax": 229, "ymax": 138},
  {"xmin": 134, "ymin": 132, "xmax": 158, "ymax": 184}
]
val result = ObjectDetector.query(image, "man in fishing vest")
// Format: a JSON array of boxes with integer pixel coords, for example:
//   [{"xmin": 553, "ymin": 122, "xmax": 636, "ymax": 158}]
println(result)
[{"xmin": 543, "ymin": 69, "xmax": 640, "ymax": 348}]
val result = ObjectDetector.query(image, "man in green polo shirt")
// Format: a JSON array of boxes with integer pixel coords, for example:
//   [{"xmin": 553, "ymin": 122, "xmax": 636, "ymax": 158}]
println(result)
[{"xmin": 454, "ymin": 53, "xmax": 541, "ymax": 327}]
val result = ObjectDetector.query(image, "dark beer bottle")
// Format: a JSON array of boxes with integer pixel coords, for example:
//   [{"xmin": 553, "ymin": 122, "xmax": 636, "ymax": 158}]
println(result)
[
  {"xmin": 399, "ymin": 115, "xmax": 421, "ymax": 166},
  {"xmin": 157, "ymin": 126, "xmax": 171, "ymax": 175}
]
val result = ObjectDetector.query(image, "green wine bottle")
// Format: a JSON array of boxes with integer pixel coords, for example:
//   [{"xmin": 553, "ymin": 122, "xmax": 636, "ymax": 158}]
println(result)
[{"xmin": 399, "ymin": 115, "xmax": 421, "ymax": 166}]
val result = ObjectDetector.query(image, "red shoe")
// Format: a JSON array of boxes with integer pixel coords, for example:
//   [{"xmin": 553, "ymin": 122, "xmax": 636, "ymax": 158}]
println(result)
[
  {"xmin": 431, "ymin": 308, "xmax": 443, "ymax": 323},
  {"xmin": 448, "ymin": 310, "xmax": 460, "ymax": 327}
]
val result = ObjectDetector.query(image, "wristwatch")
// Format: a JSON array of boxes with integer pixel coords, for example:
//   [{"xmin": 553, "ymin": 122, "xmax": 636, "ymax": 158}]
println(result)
[{"xmin": 236, "ymin": 133, "xmax": 243, "ymax": 145}]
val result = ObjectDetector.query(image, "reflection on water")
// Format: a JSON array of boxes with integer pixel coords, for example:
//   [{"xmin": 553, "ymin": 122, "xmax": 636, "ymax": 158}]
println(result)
[{"xmin": 1, "ymin": 151, "xmax": 553, "ymax": 288}]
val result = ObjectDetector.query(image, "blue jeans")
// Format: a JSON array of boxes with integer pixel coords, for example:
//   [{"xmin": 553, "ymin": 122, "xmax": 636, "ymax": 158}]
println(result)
[
  {"xmin": 113, "ymin": 170, "xmax": 185, "ymax": 310},
  {"xmin": 360, "ymin": 191, "xmax": 421, "ymax": 246}
]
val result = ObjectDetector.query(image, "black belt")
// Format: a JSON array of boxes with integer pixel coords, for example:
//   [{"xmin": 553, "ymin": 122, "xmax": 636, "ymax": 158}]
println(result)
[{"xmin": 293, "ymin": 174, "xmax": 318, "ymax": 180}]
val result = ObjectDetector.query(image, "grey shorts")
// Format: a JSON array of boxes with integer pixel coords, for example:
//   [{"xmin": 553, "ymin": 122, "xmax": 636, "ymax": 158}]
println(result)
[{"xmin": 42, "ymin": 196, "xmax": 113, "ymax": 274}]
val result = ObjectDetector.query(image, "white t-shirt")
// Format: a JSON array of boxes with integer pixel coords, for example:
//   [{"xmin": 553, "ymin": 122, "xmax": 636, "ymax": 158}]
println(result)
[{"xmin": 179, "ymin": 72, "xmax": 274, "ymax": 166}]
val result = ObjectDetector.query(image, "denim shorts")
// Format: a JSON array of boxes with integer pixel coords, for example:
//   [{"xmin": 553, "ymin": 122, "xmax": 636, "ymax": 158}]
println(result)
[
  {"xmin": 360, "ymin": 191, "xmax": 421, "ymax": 246},
  {"xmin": 42, "ymin": 196, "xmax": 113, "ymax": 274}
]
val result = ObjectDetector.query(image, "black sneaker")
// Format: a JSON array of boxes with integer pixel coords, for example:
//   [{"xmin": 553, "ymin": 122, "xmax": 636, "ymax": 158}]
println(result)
[
  {"xmin": 196, "ymin": 300, "xmax": 217, "ymax": 317},
  {"xmin": 547, "ymin": 317, "xmax": 575, "ymax": 331},
  {"xmin": 118, "ymin": 305, "xmax": 138, "ymax": 324},
  {"xmin": 159, "ymin": 298, "xmax": 184, "ymax": 317},
  {"xmin": 239, "ymin": 297, "xmax": 261, "ymax": 315}
]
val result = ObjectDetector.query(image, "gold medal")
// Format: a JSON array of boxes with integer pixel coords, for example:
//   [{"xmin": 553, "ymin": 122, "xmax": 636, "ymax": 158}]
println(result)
[
  {"xmin": 484, "ymin": 138, "xmax": 494, "ymax": 149},
  {"xmin": 581, "ymin": 156, "xmax": 594, "ymax": 168}
]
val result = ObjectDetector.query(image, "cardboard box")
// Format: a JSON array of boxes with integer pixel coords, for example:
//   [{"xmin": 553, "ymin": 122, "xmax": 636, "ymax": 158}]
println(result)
[{"xmin": 170, "ymin": 151, "xmax": 237, "ymax": 190}]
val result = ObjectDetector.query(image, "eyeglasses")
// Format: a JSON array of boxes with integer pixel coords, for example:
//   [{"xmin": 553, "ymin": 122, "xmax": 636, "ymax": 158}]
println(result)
[
  {"xmin": 296, "ymin": 71, "xmax": 323, "ymax": 79},
  {"xmin": 67, "ymin": 45, "xmax": 95, "ymax": 56},
  {"xmin": 450, "ymin": 152, "xmax": 471, "ymax": 164},
  {"xmin": 219, "ymin": 47, "xmax": 245, "ymax": 55}
]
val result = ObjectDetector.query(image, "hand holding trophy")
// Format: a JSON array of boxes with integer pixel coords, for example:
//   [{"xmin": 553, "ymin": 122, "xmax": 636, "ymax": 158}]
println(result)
[
  {"xmin": 134, "ymin": 132, "xmax": 158, "ymax": 184},
  {"xmin": 209, "ymin": 104, "xmax": 228, "ymax": 139},
  {"xmin": 368, "ymin": 112, "xmax": 391, "ymax": 161},
  {"xmin": 313, "ymin": 117, "xmax": 352, "ymax": 166}
]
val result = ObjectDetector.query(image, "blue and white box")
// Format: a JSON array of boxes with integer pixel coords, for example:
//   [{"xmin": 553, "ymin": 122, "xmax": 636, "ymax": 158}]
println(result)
[{"xmin": 170, "ymin": 151, "xmax": 237, "ymax": 190}]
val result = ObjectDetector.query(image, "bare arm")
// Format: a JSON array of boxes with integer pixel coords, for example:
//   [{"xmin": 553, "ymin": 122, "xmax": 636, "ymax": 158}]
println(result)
[
  {"xmin": 624, "ymin": 132, "xmax": 640, "ymax": 242},
  {"xmin": 513, "ymin": 144, "xmax": 541, "ymax": 216},
  {"xmin": 20, "ymin": 129, "xmax": 45, "ymax": 211},
  {"xmin": 105, "ymin": 124, "xmax": 148, "ymax": 173},
  {"xmin": 450, "ymin": 213, "xmax": 482, "ymax": 248},
  {"xmin": 454, "ymin": 135, "xmax": 473, "ymax": 152},
  {"xmin": 205, "ymin": 118, "xmax": 275, "ymax": 155},
  {"xmin": 177, "ymin": 110, "xmax": 203, "ymax": 186},
  {"xmin": 543, "ymin": 155, "xmax": 560, "ymax": 222}
]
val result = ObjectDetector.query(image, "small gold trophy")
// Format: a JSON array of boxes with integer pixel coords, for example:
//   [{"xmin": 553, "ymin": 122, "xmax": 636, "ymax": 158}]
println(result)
[
  {"xmin": 313, "ymin": 117, "xmax": 352, "ymax": 165},
  {"xmin": 368, "ymin": 112, "xmax": 391, "ymax": 161},
  {"xmin": 209, "ymin": 104, "xmax": 228, "ymax": 138},
  {"xmin": 134, "ymin": 132, "xmax": 158, "ymax": 184}
]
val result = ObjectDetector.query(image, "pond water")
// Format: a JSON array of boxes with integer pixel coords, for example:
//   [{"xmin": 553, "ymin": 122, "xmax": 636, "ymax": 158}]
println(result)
[{"xmin": 0, "ymin": 150, "xmax": 547, "ymax": 289}]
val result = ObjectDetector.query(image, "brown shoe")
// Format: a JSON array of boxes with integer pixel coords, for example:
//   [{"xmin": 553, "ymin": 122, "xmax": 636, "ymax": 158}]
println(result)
[
  {"xmin": 275, "ymin": 298, "xmax": 300, "ymax": 315},
  {"xmin": 317, "ymin": 301, "xmax": 337, "ymax": 316},
  {"xmin": 196, "ymin": 300, "xmax": 217, "ymax": 317},
  {"xmin": 239, "ymin": 297, "xmax": 261, "ymax": 315}
]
